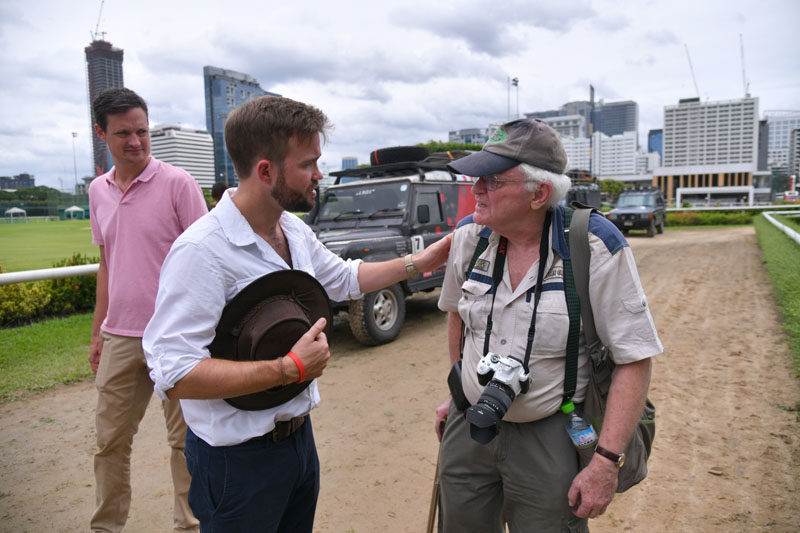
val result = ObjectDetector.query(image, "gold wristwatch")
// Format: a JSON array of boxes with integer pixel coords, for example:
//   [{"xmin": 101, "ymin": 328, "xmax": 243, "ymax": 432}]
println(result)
[{"xmin": 403, "ymin": 254, "xmax": 419, "ymax": 280}]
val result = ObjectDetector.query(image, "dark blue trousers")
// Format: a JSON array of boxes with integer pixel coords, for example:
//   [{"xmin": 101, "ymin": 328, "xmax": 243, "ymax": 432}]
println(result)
[{"xmin": 185, "ymin": 417, "xmax": 319, "ymax": 533}]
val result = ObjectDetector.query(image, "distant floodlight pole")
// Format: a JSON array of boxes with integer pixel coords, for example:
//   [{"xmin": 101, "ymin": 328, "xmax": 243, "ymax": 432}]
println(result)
[
  {"xmin": 71, "ymin": 132, "xmax": 79, "ymax": 195},
  {"xmin": 507, "ymin": 76, "xmax": 511, "ymax": 121},
  {"xmin": 512, "ymin": 77, "xmax": 519, "ymax": 119}
]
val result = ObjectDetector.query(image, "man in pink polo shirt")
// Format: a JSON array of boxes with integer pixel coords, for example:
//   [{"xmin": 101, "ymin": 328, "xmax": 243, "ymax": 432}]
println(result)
[{"xmin": 88, "ymin": 88, "xmax": 207, "ymax": 532}]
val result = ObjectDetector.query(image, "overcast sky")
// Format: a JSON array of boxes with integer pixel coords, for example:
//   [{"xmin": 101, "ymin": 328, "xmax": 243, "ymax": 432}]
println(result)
[{"xmin": 1, "ymin": 0, "xmax": 798, "ymax": 191}]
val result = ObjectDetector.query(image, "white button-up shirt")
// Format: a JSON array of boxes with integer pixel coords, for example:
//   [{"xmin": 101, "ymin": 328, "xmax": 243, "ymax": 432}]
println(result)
[{"xmin": 143, "ymin": 189, "xmax": 362, "ymax": 446}]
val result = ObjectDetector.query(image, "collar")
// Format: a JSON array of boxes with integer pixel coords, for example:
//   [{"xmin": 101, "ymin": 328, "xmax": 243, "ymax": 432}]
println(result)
[
  {"xmin": 214, "ymin": 188, "xmax": 259, "ymax": 248},
  {"xmin": 104, "ymin": 157, "xmax": 158, "ymax": 188},
  {"xmin": 552, "ymin": 205, "xmax": 570, "ymax": 260},
  {"xmin": 214, "ymin": 188, "xmax": 297, "ymax": 251}
]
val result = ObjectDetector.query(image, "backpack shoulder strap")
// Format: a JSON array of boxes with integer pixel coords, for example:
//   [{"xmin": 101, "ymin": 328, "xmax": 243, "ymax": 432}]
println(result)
[
  {"xmin": 562, "ymin": 207, "xmax": 581, "ymax": 404},
  {"xmin": 459, "ymin": 231, "xmax": 490, "ymax": 360},
  {"xmin": 465, "ymin": 235, "xmax": 490, "ymax": 280},
  {"xmin": 568, "ymin": 207, "xmax": 599, "ymax": 348}
]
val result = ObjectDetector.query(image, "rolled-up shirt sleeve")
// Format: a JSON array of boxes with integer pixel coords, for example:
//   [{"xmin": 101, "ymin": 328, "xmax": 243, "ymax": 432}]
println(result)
[
  {"xmin": 302, "ymin": 223, "xmax": 363, "ymax": 301},
  {"xmin": 143, "ymin": 241, "xmax": 225, "ymax": 399}
]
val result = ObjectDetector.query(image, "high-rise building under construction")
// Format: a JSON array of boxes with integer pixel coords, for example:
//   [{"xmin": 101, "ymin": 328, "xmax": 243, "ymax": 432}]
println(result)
[{"xmin": 85, "ymin": 39, "xmax": 124, "ymax": 176}]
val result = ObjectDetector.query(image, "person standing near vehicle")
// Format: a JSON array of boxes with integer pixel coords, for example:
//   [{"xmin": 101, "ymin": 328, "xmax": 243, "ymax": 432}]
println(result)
[
  {"xmin": 142, "ymin": 95, "xmax": 452, "ymax": 531},
  {"xmin": 433, "ymin": 119, "xmax": 662, "ymax": 531},
  {"xmin": 88, "ymin": 87, "xmax": 207, "ymax": 532}
]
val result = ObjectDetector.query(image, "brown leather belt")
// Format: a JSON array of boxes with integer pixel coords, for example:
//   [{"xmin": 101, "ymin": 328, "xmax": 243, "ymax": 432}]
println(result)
[{"xmin": 266, "ymin": 416, "xmax": 306, "ymax": 442}]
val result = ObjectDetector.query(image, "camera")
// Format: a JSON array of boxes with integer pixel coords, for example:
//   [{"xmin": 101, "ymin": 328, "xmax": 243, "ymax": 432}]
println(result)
[{"xmin": 465, "ymin": 353, "xmax": 531, "ymax": 444}]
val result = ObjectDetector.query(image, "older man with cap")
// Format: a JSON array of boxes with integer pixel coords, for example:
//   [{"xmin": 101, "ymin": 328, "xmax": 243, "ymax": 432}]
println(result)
[{"xmin": 433, "ymin": 119, "xmax": 662, "ymax": 532}]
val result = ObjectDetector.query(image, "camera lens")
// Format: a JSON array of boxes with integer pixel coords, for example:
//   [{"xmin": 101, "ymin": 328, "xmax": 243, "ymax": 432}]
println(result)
[{"xmin": 465, "ymin": 381, "xmax": 516, "ymax": 444}]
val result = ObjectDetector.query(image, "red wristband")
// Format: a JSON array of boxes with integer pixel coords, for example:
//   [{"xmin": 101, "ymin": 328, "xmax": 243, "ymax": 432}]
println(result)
[{"xmin": 286, "ymin": 351, "xmax": 306, "ymax": 384}]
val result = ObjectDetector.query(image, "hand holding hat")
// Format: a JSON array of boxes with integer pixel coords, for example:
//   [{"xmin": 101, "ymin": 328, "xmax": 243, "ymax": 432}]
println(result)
[{"xmin": 283, "ymin": 317, "xmax": 330, "ymax": 383}]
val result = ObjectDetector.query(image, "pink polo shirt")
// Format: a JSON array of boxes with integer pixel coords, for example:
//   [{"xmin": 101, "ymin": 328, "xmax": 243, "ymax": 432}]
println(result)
[{"xmin": 89, "ymin": 157, "xmax": 208, "ymax": 337}]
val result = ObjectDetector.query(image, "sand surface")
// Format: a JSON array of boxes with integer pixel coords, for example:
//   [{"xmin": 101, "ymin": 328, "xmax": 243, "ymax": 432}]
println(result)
[{"xmin": 1, "ymin": 226, "xmax": 798, "ymax": 532}]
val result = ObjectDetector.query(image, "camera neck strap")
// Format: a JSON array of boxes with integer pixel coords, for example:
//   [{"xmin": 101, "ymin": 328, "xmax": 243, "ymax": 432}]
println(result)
[{"xmin": 482, "ymin": 210, "xmax": 552, "ymax": 374}]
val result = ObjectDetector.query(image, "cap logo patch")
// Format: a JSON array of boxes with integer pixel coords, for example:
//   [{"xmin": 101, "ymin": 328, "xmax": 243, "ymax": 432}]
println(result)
[{"xmin": 488, "ymin": 128, "xmax": 507, "ymax": 143}]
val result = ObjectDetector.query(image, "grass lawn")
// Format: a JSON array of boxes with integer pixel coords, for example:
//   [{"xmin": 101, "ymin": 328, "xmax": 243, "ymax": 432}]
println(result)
[
  {"xmin": 0, "ymin": 218, "xmax": 98, "ymax": 272},
  {"xmin": 754, "ymin": 215, "xmax": 800, "ymax": 378},
  {"xmin": 0, "ymin": 312, "xmax": 94, "ymax": 402}
]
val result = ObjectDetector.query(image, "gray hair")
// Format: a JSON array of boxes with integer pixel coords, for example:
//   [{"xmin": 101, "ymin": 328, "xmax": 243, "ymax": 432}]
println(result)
[{"xmin": 518, "ymin": 163, "xmax": 571, "ymax": 209}]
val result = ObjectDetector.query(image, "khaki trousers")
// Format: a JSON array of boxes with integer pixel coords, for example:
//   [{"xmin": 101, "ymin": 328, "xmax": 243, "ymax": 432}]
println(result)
[{"xmin": 91, "ymin": 332, "xmax": 198, "ymax": 532}]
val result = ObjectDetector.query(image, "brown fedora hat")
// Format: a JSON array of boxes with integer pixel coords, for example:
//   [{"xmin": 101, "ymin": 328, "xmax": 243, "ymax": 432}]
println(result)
[{"xmin": 207, "ymin": 270, "xmax": 332, "ymax": 411}]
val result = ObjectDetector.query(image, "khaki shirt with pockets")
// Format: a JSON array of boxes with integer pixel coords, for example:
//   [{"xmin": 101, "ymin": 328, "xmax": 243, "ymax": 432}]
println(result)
[{"xmin": 438, "ymin": 207, "xmax": 663, "ymax": 423}]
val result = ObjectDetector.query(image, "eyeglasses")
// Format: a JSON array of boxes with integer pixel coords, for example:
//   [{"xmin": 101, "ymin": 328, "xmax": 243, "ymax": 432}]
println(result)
[{"xmin": 474, "ymin": 175, "xmax": 535, "ymax": 191}]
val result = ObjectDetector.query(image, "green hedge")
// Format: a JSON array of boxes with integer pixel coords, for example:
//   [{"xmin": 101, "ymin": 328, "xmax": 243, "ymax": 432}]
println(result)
[
  {"xmin": 0, "ymin": 253, "xmax": 98, "ymax": 327},
  {"xmin": 667, "ymin": 210, "xmax": 755, "ymax": 226}
]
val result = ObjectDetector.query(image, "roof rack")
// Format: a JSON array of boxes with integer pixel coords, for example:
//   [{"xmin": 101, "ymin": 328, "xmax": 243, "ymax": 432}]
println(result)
[{"xmin": 329, "ymin": 161, "xmax": 458, "ymax": 184}]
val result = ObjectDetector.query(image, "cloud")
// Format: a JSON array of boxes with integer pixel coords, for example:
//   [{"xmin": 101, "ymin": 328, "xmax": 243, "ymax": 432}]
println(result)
[
  {"xmin": 392, "ymin": 0, "xmax": 594, "ymax": 57},
  {"xmin": 643, "ymin": 29, "xmax": 680, "ymax": 46}
]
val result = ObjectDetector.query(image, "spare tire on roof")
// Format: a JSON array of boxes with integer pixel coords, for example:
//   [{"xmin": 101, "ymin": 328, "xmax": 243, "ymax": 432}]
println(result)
[
  {"xmin": 370, "ymin": 146, "xmax": 430, "ymax": 166},
  {"xmin": 424, "ymin": 149, "xmax": 476, "ymax": 164}
]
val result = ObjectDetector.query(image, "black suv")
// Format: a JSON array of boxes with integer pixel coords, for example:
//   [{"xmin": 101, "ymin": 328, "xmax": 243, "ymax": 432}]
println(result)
[
  {"xmin": 606, "ymin": 187, "xmax": 666, "ymax": 237},
  {"xmin": 306, "ymin": 147, "xmax": 476, "ymax": 345}
]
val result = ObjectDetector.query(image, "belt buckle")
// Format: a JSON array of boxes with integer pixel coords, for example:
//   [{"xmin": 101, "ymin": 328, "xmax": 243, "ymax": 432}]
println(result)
[{"xmin": 272, "ymin": 416, "xmax": 304, "ymax": 442}]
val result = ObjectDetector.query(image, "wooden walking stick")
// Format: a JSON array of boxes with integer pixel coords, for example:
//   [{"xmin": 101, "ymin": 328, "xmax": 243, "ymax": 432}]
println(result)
[{"xmin": 426, "ymin": 454, "xmax": 440, "ymax": 533}]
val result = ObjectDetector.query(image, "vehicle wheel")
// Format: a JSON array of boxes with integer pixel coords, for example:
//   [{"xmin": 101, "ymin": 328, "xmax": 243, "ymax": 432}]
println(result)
[
  {"xmin": 349, "ymin": 283, "xmax": 406, "ymax": 345},
  {"xmin": 647, "ymin": 219, "xmax": 656, "ymax": 238},
  {"xmin": 657, "ymin": 218, "xmax": 665, "ymax": 234},
  {"xmin": 622, "ymin": 228, "xmax": 630, "ymax": 235}
]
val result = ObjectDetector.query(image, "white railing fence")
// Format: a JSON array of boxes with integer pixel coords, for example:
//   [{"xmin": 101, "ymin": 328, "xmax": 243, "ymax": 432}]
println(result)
[
  {"xmin": 0, "ymin": 264, "xmax": 100, "ymax": 286},
  {"xmin": 762, "ymin": 211, "xmax": 800, "ymax": 246}
]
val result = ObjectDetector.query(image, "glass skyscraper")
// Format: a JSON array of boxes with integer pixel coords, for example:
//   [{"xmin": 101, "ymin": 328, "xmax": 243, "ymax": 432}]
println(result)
[
  {"xmin": 203, "ymin": 66, "xmax": 279, "ymax": 185},
  {"xmin": 592, "ymin": 100, "xmax": 639, "ymax": 139},
  {"xmin": 648, "ymin": 129, "xmax": 663, "ymax": 158},
  {"xmin": 85, "ymin": 39, "xmax": 124, "ymax": 176}
]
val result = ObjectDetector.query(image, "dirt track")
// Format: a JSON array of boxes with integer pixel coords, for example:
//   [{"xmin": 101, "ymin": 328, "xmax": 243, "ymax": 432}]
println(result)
[{"xmin": 1, "ymin": 226, "xmax": 799, "ymax": 532}]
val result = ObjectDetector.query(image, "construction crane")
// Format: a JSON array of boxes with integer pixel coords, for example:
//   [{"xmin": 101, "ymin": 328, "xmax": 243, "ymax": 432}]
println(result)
[
  {"xmin": 684, "ymin": 43, "xmax": 700, "ymax": 99},
  {"xmin": 740, "ymin": 34, "xmax": 750, "ymax": 97},
  {"xmin": 91, "ymin": 0, "xmax": 106, "ymax": 41}
]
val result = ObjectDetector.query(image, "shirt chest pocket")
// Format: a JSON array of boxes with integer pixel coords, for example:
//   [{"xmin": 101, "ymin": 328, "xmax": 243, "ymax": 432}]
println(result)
[
  {"xmin": 458, "ymin": 279, "xmax": 494, "ymax": 336},
  {"xmin": 519, "ymin": 290, "xmax": 571, "ymax": 358}
]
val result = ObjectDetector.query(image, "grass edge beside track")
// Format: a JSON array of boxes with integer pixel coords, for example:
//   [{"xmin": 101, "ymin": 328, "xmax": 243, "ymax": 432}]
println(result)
[
  {"xmin": 0, "ymin": 312, "xmax": 94, "ymax": 403},
  {"xmin": 753, "ymin": 215, "xmax": 800, "ymax": 380}
]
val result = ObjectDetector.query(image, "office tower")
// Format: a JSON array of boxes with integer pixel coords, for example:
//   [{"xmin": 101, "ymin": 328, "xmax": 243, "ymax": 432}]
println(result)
[
  {"xmin": 764, "ymin": 110, "xmax": 800, "ymax": 172},
  {"xmin": 203, "ymin": 66, "xmax": 279, "ymax": 185},
  {"xmin": 540, "ymin": 115, "xmax": 587, "ymax": 138},
  {"xmin": 560, "ymin": 131, "xmax": 638, "ymax": 176},
  {"xmin": 0, "ymin": 173, "xmax": 35, "ymax": 190},
  {"xmin": 149, "ymin": 125, "xmax": 215, "ymax": 190},
  {"xmin": 341, "ymin": 156, "xmax": 358, "ymax": 170},
  {"xmin": 790, "ymin": 128, "xmax": 800, "ymax": 178},
  {"xmin": 526, "ymin": 100, "xmax": 637, "ymax": 139},
  {"xmin": 448, "ymin": 127, "xmax": 490, "ymax": 144},
  {"xmin": 648, "ymin": 129, "xmax": 663, "ymax": 158},
  {"xmin": 85, "ymin": 39, "xmax": 124, "ymax": 176},
  {"xmin": 592, "ymin": 100, "xmax": 639, "ymax": 139},
  {"xmin": 655, "ymin": 96, "xmax": 762, "ymax": 203}
]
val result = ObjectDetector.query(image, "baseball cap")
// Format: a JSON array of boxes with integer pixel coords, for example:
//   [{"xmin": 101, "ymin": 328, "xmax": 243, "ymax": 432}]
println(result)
[{"xmin": 448, "ymin": 119, "xmax": 568, "ymax": 177}]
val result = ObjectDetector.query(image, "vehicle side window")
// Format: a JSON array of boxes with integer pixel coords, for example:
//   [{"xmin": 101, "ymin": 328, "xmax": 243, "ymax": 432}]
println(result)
[{"xmin": 416, "ymin": 191, "xmax": 443, "ymax": 224}]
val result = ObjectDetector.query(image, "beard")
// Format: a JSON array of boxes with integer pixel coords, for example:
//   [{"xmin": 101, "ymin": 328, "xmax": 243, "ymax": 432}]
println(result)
[{"xmin": 271, "ymin": 165, "xmax": 315, "ymax": 212}]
